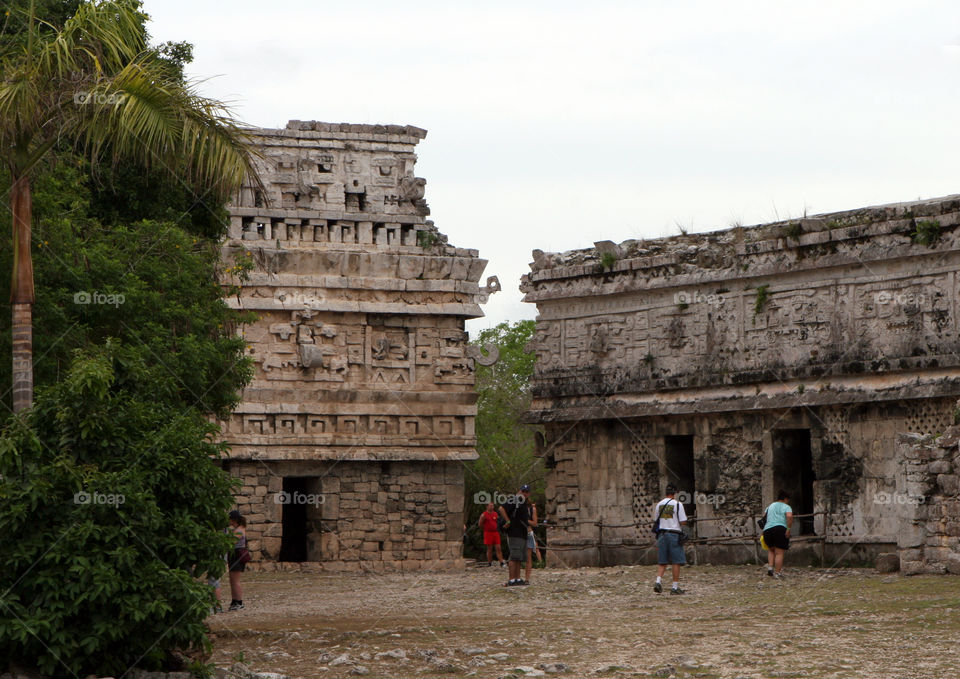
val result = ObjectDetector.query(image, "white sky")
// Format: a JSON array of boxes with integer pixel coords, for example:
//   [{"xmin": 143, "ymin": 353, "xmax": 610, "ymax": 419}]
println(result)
[{"xmin": 147, "ymin": 0, "xmax": 960, "ymax": 335}]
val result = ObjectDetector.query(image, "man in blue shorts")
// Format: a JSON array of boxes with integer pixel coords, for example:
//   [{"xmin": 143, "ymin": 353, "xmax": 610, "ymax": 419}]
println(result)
[{"xmin": 653, "ymin": 484, "xmax": 687, "ymax": 594}]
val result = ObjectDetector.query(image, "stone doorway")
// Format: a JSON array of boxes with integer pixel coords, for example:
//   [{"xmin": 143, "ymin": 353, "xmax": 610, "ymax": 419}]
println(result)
[
  {"xmin": 772, "ymin": 429, "xmax": 815, "ymax": 535},
  {"xmin": 279, "ymin": 477, "xmax": 323, "ymax": 562},
  {"xmin": 663, "ymin": 435, "xmax": 696, "ymax": 519}
]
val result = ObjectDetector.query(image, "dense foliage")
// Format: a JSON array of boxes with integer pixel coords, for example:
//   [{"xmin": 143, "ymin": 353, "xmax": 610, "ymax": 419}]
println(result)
[
  {"xmin": 464, "ymin": 320, "xmax": 542, "ymax": 547},
  {"xmin": 0, "ymin": 347, "xmax": 237, "ymax": 675},
  {"xmin": 0, "ymin": 3, "xmax": 253, "ymax": 674}
]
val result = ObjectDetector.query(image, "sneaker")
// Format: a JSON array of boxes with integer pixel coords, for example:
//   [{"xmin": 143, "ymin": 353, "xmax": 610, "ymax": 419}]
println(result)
[
  {"xmin": 228, "ymin": 601, "xmax": 244, "ymax": 611},
  {"xmin": 653, "ymin": 582, "xmax": 662, "ymax": 594},
  {"xmin": 500, "ymin": 561, "xmax": 506, "ymax": 568},
  {"xmin": 774, "ymin": 572, "xmax": 783, "ymax": 580},
  {"xmin": 670, "ymin": 587, "xmax": 685, "ymax": 595},
  {"xmin": 767, "ymin": 568, "xmax": 774, "ymax": 577},
  {"xmin": 517, "ymin": 579, "xmax": 529, "ymax": 586}
]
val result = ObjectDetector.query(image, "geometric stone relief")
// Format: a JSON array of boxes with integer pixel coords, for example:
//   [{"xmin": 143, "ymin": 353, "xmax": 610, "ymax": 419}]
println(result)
[{"xmin": 225, "ymin": 413, "xmax": 467, "ymax": 438}]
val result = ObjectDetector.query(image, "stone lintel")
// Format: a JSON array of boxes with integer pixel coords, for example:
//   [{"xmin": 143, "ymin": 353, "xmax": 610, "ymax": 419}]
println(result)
[
  {"xmin": 224, "ymin": 446, "xmax": 477, "ymax": 462},
  {"xmin": 525, "ymin": 371, "xmax": 960, "ymax": 423}
]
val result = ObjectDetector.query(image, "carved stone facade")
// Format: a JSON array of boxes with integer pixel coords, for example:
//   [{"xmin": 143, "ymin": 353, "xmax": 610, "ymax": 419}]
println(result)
[
  {"xmin": 220, "ymin": 121, "xmax": 494, "ymax": 571},
  {"xmin": 523, "ymin": 196, "xmax": 960, "ymax": 566}
]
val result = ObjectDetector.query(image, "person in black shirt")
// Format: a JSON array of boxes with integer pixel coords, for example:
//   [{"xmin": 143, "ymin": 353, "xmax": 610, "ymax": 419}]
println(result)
[{"xmin": 498, "ymin": 484, "xmax": 533, "ymax": 586}]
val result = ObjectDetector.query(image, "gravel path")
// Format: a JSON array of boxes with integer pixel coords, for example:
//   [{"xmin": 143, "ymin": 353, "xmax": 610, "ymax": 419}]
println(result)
[{"xmin": 209, "ymin": 564, "xmax": 960, "ymax": 678}]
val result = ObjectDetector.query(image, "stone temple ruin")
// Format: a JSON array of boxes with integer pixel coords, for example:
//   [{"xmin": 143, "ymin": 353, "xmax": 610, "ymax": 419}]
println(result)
[
  {"xmin": 522, "ymin": 196, "xmax": 960, "ymax": 570},
  {"xmin": 219, "ymin": 121, "xmax": 497, "ymax": 571}
]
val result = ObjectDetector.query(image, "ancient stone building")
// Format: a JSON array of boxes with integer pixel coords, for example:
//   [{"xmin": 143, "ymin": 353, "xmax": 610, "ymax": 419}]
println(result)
[
  {"xmin": 218, "ymin": 121, "xmax": 497, "ymax": 571},
  {"xmin": 522, "ymin": 195, "xmax": 960, "ymax": 567}
]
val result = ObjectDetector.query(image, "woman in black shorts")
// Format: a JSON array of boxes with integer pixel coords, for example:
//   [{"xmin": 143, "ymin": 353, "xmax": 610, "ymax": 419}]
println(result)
[
  {"xmin": 228, "ymin": 510, "xmax": 247, "ymax": 610},
  {"xmin": 763, "ymin": 491, "xmax": 793, "ymax": 579}
]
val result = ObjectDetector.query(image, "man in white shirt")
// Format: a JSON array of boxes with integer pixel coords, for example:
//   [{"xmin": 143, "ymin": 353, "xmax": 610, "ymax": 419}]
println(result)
[{"xmin": 653, "ymin": 484, "xmax": 688, "ymax": 594}]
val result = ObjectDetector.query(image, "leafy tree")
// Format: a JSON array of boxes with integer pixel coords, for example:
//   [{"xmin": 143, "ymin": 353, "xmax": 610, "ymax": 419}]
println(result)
[
  {"xmin": 465, "ymin": 320, "xmax": 543, "ymax": 548},
  {"xmin": 0, "ymin": 0, "xmax": 256, "ymax": 412},
  {"xmin": 0, "ymin": 345, "xmax": 237, "ymax": 676},
  {"xmin": 0, "ymin": 156, "xmax": 251, "ymax": 675},
  {"xmin": 0, "ymin": 4, "xmax": 254, "ymax": 673}
]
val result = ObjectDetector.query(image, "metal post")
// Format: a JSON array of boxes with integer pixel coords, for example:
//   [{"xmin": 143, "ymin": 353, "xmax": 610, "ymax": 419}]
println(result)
[
  {"xmin": 597, "ymin": 520, "xmax": 604, "ymax": 568},
  {"xmin": 820, "ymin": 511, "xmax": 828, "ymax": 568}
]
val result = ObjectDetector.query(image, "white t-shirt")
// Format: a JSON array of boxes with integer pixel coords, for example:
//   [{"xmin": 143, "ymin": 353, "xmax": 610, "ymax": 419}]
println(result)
[{"xmin": 654, "ymin": 498, "xmax": 687, "ymax": 532}]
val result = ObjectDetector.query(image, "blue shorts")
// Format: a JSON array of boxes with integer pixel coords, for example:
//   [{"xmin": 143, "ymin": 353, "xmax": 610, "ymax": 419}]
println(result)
[
  {"xmin": 657, "ymin": 531, "xmax": 686, "ymax": 565},
  {"xmin": 527, "ymin": 533, "xmax": 536, "ymax": 549}
]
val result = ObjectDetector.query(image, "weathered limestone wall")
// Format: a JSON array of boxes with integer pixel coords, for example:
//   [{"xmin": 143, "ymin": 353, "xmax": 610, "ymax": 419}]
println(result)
[
  {"xmin": 896, "ymin": 429, "xmax": 960, "ymax": 574},
  {"xmin": 226, "ymin": 459, "xmax": 466, "ymax": 572},
  {"xmin": 524, "ymin": 195, "xmax": 960, "ymax": 566},
  {"xmin": 219, "ymin": 121, "xmax": 494, "ymax": 571}
]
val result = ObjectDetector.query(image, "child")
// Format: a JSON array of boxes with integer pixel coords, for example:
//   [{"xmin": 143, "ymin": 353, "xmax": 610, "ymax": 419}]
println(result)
[
  {"xmin": 227, "ymin": 510, "xmax": 247, "ymax": 610},
  {"xmin": 478, "ymin": 502, "xmax": 505, "ymax": 567}
]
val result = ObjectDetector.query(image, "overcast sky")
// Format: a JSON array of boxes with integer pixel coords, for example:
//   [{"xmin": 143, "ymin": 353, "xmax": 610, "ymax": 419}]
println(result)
[{"xmin": 148, "ymin": 0, "xmax": 960, "ymax": 334}]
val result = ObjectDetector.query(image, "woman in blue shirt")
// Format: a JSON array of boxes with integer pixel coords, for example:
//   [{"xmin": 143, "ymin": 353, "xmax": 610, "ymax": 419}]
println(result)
[{"xmin": 763, "ymin": 491, "xmax": 793, "ymax": 579}]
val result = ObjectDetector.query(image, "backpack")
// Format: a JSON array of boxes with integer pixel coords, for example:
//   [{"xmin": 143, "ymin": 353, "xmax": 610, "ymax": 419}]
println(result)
[{"xmin": 652, "ymin": 500, "xmax": 672, "ymax": 535}]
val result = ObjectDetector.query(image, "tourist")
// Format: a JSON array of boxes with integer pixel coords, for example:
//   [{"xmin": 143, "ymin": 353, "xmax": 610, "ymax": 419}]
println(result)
[
  {"xmin": 653, "ymin": 484, "xmax": 687, "ymax": 594},
  {"xmin": 499, "ymin": 484, "xmax": 534, "ymax": 586},
  {"xmin": 762, "ymin": 490, "xmax": 793, "ymax": 579},
  {"xmin": 228, "ymin": 510, "xmax": 248, "ymax": 610},
  {"xmin": 478, "ymin": 501, "xmax": 506, "ymax": 567},
  {"xmin": 527, "ymin": 502, "xmax": 542, "ymax": 575},
  {"xmin": 207, "ymin": 574, "xmax": 222, "ymax": 614}
]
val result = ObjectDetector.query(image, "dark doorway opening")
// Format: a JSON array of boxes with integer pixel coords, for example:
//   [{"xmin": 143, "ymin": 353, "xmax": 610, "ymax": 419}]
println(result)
[
  {"xmin": 279, "ymin": 477, "xmax": 309, "ymax": 562},
  {"xmin": 772, "ymin": 429, "xmax": 815, "ymax": 535},
  {"xmin": 664, "ymin": 435, "xmax": 696, "ymax": 518}
]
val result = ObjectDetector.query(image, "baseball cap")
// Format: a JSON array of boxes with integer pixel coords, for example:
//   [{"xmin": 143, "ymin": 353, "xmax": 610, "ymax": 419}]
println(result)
[{"xmin": 520, "ymin": 484, "xmax": 531, "ymax": 492}]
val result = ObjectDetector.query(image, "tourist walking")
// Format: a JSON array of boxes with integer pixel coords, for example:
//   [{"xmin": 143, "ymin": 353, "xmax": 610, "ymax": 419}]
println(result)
[
  {"xmin": 499, "ymin": 484, "xmax": 534, "ymax": 586},
  {"xmin": 653, "ymin": 484, "xmax": 687, "ymax": 594},
  {"xmin": 762, "ymin": 491, "xmax": 793, "ymax": 578},
  {"xmin": 228, "ymin": 510, "xmax": 249, "ymax": 610},
  {"xmin": 478, "ymin": 501, "xmax": 506, "ymax": 566},
  {"xmin": 525, "ymin": 501, "xmax": 541, "ymax": 582}
]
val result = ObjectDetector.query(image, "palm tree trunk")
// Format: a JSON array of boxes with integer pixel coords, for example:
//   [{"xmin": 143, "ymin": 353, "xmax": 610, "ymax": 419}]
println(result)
[{"xmin": 10, "ymin": 174, "xmax": 35, "ymax": 413}]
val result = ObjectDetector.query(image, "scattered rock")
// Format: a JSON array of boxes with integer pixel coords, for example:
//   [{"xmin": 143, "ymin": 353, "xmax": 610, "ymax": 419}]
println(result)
[
  {"xmin": 348, "ymin": 667, "xmax": 369, "ymax": 676},
  {"xmin": 490, "ymin": 653, "xmax": 510, "ymax": 661},
  {"xmin": 375, "ymin": 649, "xmax": 407, "ymax": 660},
  {"xmin": 539, "ymin": 662, "xmax": 569, "ymax": 674},
  {"xmin": 429, "ymin": 659, "xmax": 463, "ymax": 673},
  {"xmin": 875, "ymin": 553, "xmax": 900, "ymax": 573},
  {"xmin": 462, "ymin": 647, "xmax": 487, "ymax": 656},
  {"xmin": 329, "ymin": 653, "xmax": 353, "ymax": 667}
]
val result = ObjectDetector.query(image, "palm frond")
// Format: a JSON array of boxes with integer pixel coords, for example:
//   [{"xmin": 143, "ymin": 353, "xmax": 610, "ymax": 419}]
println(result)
[{"xmin": 77, "ymin": 57, "xmax": 258, "ymax": 195}]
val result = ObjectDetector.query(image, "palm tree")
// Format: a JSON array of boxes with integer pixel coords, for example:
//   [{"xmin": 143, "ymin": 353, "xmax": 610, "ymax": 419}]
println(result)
[{"xmin": 0, "ymin": 0, "xmax": 256, "ymax": 412}]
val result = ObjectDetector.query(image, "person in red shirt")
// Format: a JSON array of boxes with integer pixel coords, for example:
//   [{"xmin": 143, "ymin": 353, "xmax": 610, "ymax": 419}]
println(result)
[{"xmin": 478, "ymin": 501, "xmax": 505, "ymax": 567}]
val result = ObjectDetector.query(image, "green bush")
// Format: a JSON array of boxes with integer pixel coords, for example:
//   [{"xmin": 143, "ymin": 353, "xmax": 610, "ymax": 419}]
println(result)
[
  {"xmin": 0, "ymin": 151, "xmax": 250, "ymax": 676},
  {"xmin": 0, "ymin": 345, "xmax": 236, "ymax": 676}
]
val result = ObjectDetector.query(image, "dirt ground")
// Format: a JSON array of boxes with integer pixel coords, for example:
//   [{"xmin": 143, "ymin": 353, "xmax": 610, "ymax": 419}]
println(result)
[{"xmin": 209, "ymin": 564, "xmax": 960, "ymax": 679}]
